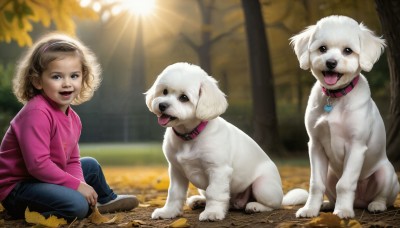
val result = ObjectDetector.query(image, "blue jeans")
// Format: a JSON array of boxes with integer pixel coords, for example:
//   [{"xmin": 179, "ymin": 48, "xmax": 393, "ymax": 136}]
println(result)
[{"xmin": 2, "ymin": 157, "xmax": 117, "ymax": 221}]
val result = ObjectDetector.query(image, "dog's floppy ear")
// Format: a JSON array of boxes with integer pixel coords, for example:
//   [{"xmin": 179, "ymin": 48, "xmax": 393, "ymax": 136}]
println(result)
[
  {"xmin": 196, "ymin": 76, "xmax": 228, "ymax": 120},
  {"xmin": 144, "ymin": 83, "xmax": 156, "ymax": 112},
  {"xmin": 289, "ymin": 25, "xmax": 315, "ymax": 70},
  {"xmin": 358, "ymin": 23, "xmax": 386, "ymax": 72}
]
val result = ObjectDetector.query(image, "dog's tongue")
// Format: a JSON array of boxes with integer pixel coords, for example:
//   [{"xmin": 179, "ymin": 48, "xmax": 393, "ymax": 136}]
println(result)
[
  {"xmin": 158, "ymin": 115, "xmax": 170, "ymax": 126},
  {"xmin": 324, "ymin": 72, "xmax": 339, "ymax": 85}
]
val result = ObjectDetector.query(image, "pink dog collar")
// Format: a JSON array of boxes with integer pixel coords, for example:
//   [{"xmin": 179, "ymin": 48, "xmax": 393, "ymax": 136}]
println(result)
[
  {"xmin": 322, "ymin": 75, "xmax": 360, "ymax": 98},
  {"xmin": 173, "ymin": 121, "xmax": 208, "ymax": 141}
]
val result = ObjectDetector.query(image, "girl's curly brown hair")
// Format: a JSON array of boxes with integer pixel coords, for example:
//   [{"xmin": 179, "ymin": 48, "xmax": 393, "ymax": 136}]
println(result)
[{"xmin": 13, "ymin": 32, "xmax": 102, "ymax": 105}]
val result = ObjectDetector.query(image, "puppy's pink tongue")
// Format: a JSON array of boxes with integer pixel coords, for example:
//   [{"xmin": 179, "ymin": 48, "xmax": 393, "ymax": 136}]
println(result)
[
  {"xmin": 324, "ymin": 72, "xmax": 339, "ymax": 85},
  {"xmin": 158, "ymin": 116, "xmax": 170, "ymax": 126}
]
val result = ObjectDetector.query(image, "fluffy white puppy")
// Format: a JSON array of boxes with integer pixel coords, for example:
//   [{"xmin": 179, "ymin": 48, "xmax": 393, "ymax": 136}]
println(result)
[
  {"xmin": 289, "ymin": 15, "xmax": 399, "ymax": 218},
  {"xmin": 145, "ymin": 62, "xmax": 285, "ymax": 221}
]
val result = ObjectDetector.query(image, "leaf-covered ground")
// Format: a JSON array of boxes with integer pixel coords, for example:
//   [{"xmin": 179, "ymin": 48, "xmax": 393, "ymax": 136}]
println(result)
[{"xmin": 1, "ymin": 165, "xmax": 399, "ymax": 227}]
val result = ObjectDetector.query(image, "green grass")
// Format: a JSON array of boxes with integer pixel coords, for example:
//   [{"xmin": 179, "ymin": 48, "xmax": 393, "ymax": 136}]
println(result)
[
  {"xmin": 79, "ymin": 142, "xmax": 310, "ymax": 167},
  {"xmin": 79, "ymin": 142, "xmax": 167, "ymax": 166}
]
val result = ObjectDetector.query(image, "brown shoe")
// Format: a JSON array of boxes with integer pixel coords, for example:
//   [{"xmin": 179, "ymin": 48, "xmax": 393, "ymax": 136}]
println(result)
[{"xmin": 96, "ymin": 195, "xmax": 139, "ymax": 213}]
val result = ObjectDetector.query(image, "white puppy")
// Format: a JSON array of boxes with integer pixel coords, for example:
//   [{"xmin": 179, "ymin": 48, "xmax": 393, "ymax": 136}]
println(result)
[
  {"xmin": 289, "ymin": 15, "xmax": 399, "ymax": 218},
  {"xmin": 145, "ymin": 62, "xmax": 285, "ymax": 221}
]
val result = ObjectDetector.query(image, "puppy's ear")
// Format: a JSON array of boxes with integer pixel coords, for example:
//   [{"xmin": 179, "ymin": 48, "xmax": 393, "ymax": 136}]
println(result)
[
  {"xmin": 144, "ymin": 83, "xmax": 156, "ymax": 112},
  {"xmin": 359, "ymin": 23, "xmax": 386, "ymax": 72},
  {"xmin": 196, "ymin": 76, "xmax": 228, "ymax": 120},
  {"xmin": 289, "ymin": 25, "xmax": 315, "ymax": 70}
]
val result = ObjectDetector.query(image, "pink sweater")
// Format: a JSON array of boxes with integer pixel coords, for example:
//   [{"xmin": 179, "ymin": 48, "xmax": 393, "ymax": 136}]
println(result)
[{"xmin": 0, "ymin": 94, "xmax": 84, "ymax": 201}]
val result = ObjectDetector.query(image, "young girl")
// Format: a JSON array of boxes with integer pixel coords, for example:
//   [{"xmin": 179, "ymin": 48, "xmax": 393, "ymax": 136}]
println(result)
[{"xmin": 0, "ymin": 33, "xmax": 138, "ymax": 221}]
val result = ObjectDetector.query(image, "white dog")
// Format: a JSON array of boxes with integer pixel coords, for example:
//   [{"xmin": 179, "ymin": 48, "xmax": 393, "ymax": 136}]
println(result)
[
  {"xmin": 289, "ymin": 15, "xmax": 399, "ymax": 218},
  {"xmin": 145, "ymin": 62, "xmax": 286, "ymax": 221}
]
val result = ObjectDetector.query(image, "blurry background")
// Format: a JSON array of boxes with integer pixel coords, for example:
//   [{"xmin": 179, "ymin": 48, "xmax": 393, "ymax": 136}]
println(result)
[{"xmin": 0, "ymin": 0, "xmax": 393, "ymax": 158}]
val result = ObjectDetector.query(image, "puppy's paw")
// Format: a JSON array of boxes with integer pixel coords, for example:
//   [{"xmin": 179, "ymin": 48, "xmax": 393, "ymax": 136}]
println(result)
[
  {"xmin": 187, "ymin": 195, "xmax": 206, "ymax": 210},
  {"xmin": 296, "ymin": 206, "xmax": 320, "ymax": 218},
  {"xmin": 199, "ymin": 209, "xmax": 225, "ymax": 221},
  {"xmin": 151, "ymin": 207, "xmax": 182, "ymax": 219},
  {"xmin": 333, "ymin": 208, "xmax": 355, "ymax": 218},
  {"xmin": 368, "ymin": 201, "xmax": 387, "ymax": 213},
  {"xmin": 245, "ymin": 202, "xmax": 273, "ymax": 213}
]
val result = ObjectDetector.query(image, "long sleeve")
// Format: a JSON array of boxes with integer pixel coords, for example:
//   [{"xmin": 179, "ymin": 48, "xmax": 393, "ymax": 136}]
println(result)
[{"xmin": 13, "ymin": 109, "xmax": 81, "ymax": 190}]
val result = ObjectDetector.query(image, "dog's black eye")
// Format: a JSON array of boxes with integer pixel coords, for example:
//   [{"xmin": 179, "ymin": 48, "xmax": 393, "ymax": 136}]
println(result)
[
  {"xmin": 163, "ymin": 89, "xmax": 168, "ymax": 95},
  {"xmin": 319, "ymin": 46, "xmax": 327, "ymax": 53},
  {"xmin": 179, "ymin": 94, "xmax": 189, "ymax": 102},
  {"xmin": 343, "ymin": 48, "xmax": 353, "ymax": 55}
]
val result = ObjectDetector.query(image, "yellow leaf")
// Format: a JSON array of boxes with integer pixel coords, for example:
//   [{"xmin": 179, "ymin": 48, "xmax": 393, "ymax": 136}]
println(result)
[
  {"xmin": 348, "ymin": 219, "xmax": 362, "ymax": 228},
  {"xmin": 118, "ymin": 220, "xmax": 147, "ymax": 227},
  {"xmin": 307, "ymin": 212, "xmax": 342, "ymax": 227},
  {"xmin": 169, "ymin": 218, "xmax": 190, "ymax": 228},
  {"xmin": 25, "ymin": 207, "xmax": 67, "ymax": 228},
  {"xmin": 88, "ymin": 206, "xmax": 118, "ymax": 225},
  {"xmin": 0, "ymin": 203, "xmax": 4, "ymax": 212}
]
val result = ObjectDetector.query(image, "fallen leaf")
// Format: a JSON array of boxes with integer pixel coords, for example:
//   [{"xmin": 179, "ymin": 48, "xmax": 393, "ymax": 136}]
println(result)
[
  {"xmin": 88, "ymin": 206, "xmax": 118, "ymax": 225},
  {"xmin": 307, "ymin": 212, "xmax": 341, "ymax": 227},
  {"xmin": 118, "ymin": 220, "xmax": 147, "ymax": 227},
  {"xmin": 25, "ymin": 207, "xmax": 67, "ymax": 227},
  {"xmin": 169, "ymin": 218, "xmax": 190, "ymax": 228},
  {"xmin": 347, "ymin": 219, "xmax": 362, "ymax": 228}
]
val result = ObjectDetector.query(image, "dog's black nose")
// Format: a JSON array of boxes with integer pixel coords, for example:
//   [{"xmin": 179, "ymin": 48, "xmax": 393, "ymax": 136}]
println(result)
[
  {"xmin": 159, "ymin": 103, "xmax": 169, "ymax": 112},
  {"xmin": 326, "ymin": 59, "xmax": 337, "ymax": 69}
]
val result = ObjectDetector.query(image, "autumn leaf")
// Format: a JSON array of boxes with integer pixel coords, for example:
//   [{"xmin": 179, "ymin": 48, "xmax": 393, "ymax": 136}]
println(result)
[
  {"xmin": 0, "ymin": 203, "xmax": 4, "ymax": 212},
  {"xmin": 88, "ymin": 206, "xmax": 120, "ymax": 225},
  {"xmin": 347, "ymin": 219, "xmax": 362, "ymax": 228},
  {"xmin": 25, "ymin": 207, "xmax": 67, "ymax": 228},
  {"xmin": 307, "ymin": 212, "xmax": 342, "ymax": 227},
  {"xmin": 0, "ymin": 0, "xmax": 98, "ymax": 47},
  {"xmin": 118, "ymin": 220, "xmax": 147, "ymax": 227},
  {"xmin": 169, "ymin": 218, "xmax": 190, "ymax": 228}
]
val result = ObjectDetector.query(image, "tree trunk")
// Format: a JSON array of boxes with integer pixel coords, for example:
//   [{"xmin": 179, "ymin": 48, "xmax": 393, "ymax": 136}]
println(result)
[
  {"xmin": 375, "ymin": 0, "xmax": 400, "ymax": 171},
  {"xmin": 241, "ymin": 0, "xmax": 283, "ymax": 155}
]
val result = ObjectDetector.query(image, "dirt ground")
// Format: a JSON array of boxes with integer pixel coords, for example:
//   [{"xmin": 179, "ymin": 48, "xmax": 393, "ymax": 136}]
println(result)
[
  {"xmin": 1, "ymin": 166, "xmax": 399, "ymax": 227},
  {"xmin": 1, "ymin": 203, "xmax": 399, "ymax": 227}
]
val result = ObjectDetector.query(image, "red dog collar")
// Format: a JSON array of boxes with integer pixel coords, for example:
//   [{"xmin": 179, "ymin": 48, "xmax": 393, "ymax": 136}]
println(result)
[
  {"xmin": 322, "ymin": 75, "xmax": 360, "ymax": 98},
  {"xmin": 173, "ymin": 121, "xmax": 208, "ymax": 141}
]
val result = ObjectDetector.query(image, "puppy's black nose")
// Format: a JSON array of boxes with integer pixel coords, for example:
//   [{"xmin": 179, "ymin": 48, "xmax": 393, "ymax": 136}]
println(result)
[
  {"xmin": 159, "ymin": 103, "xmax": 169, "ymax": 112},
  {"xmin": 326, "ymin": 59, "xmax": 337, "ymax": 69}
]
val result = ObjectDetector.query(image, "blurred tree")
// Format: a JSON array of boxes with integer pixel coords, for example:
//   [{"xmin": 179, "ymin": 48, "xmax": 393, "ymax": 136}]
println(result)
[
  {"xmin": 375, "ymin": 0, "xmax": 400, "ymax": 171},
  {"xmin": 0, "ymin": 0, "xmax": 98, "ymax": 47},
  {"xmin": 241, "ymin": 0, "xmax": 284, "ymax": 155},
  {"xmin": 180, "ymin": 0, "xmax": 242, "ymax": 73},
  {"xmin": 0, "ymin": 63, "xmax": 22, "ymax": 135}
]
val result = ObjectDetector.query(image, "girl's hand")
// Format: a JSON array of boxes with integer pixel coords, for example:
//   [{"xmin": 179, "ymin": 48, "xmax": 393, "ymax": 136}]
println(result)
[{"xmin": 77, "ymin": 182, "xmax": 98, "ymax": 206}]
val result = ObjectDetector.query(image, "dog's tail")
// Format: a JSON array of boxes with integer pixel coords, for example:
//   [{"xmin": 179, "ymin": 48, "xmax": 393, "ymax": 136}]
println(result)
[{"xmin": 282, "ymin": 188, "xmax": 308, "ymax": 206}]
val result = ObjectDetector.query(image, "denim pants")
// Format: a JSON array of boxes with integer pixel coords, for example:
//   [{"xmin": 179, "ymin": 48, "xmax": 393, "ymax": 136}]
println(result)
[{"xmin": 2, "ymin": 157, "xmax": 117, "ymax": 221}]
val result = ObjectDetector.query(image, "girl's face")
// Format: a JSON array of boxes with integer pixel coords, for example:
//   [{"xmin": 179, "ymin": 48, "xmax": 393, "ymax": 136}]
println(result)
[{"xmin": 34, "ymin": 55, "xmax": 83, "ymax": 113}]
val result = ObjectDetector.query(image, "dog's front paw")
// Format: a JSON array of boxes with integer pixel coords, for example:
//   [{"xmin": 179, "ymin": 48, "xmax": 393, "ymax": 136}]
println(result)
[
  {"xmin": 296, "ymin": 206, "xmax": 320, "ymax": 218},
  {"xmin": 333, "ymin": 208, "xmax": 354, "ymax": 218},
  {"xmin": 199, "ymin": 209, "xmax": 225, "ymax": 221},
  {"xmin": 368, "ymin": 201, "xmax": 387, "ymax": 213},
  {"xmin": 151, "ymin": 207, "xmax": 182, "ymax": 219},
  {"xmin": 187, "ymin": 195, "xmax": 206, "ymax": 210}
]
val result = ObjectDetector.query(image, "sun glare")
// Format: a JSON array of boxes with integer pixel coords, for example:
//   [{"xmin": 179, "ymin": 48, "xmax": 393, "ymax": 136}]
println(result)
[{"xmin": 122, "ymin": 0, "xmax": 156, "ymax": 16}]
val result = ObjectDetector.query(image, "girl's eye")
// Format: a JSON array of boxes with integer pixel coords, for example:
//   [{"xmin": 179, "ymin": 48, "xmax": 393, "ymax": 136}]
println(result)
[
  {"xmin": 343, "ymin": 48, "xmax": 353, "ymax": 55},
  {"xmin": 319, "ymin": 46, "xmax": 327, "ymax": 53},
  {"xmin": 163, "ymin": 89, "xmax": 168, "ymax": 95},
  {"xmin": 179, "ymin": 94, "xmax": 189, "ymax": 102},
  {"xmin": 51, "ymin": 75, "xmax": 61, "ymax": 80},
  {"xmin": 71, "ymin": 73, "xmax": 80, "ymax": 79}
]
